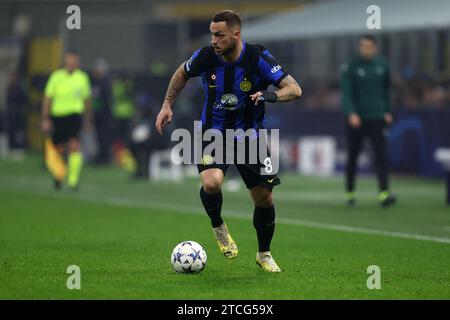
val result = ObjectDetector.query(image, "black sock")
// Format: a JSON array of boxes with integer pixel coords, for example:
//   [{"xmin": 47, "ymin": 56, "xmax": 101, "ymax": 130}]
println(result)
[
  {"xmin": 253, "ymin": 206, "xmax": 275, "ymax": 252},
  {"xmin": 200, "ymin": 187, "xmax": 223, "ymax": 228}
]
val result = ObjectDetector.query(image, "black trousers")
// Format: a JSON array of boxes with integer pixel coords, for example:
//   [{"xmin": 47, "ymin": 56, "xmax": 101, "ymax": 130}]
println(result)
[
  {"xmin": 6, "ymin": 110, "xmax": 26, "ymax": 149},
  {"xmin": 94, "ymin": 110, "xmax": 112, "ymax": 164},
  {"xmin": 346, "ymin": 119, "xmax": 389, "ymax": 193}
]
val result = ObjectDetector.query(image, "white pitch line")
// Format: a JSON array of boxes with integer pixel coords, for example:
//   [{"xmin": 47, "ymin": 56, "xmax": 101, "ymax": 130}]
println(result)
[
  {"xmin": 1, "ymin": 176, "xmax": 450, "ymax": 244},
  {"xmin": 2, "ymin": 182, "xmax": 450, "ymax": 245},
  {"xmin": 274, "ymin": 217, "xmax": 450, "ymax": 244}
]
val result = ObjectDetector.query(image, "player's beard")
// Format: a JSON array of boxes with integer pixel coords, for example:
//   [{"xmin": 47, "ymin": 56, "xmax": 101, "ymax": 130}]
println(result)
[{"xmin": 220, "ymin": 40, "xmax": 237, "ymax": 57}]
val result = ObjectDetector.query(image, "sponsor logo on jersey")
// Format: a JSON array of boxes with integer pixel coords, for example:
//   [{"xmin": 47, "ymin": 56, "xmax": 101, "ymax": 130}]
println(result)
[
  {"xmin": 271, "ymin": 65, "xmax": 281, "ymax": 73},
  {"xmin": 213, "ymin": 93, "xmax": 239, "ymax": 110}
]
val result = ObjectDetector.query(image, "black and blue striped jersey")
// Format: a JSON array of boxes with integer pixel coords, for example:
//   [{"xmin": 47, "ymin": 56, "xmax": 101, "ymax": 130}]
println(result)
[{"xmin": 184, "ymin": 42, "xmax": 288, "ymax": 133}]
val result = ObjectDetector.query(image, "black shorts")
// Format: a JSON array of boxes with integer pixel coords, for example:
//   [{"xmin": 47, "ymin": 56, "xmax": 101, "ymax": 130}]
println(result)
[
  {"xmin": 51, "ymin": 114, "xmax": 82, "ymax": 145},
  {"xmin": 196, "ymin": 135, "xmax": 281, "ymax": 190}
]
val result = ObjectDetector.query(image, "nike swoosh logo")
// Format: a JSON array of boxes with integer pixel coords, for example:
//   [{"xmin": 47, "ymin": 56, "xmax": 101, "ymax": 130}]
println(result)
[
  {"xmin": 267, "ymin": 177, "xmax": 277, "ymax": 183},
  {"xmin": 208, "ymin": 84, "xmax": 218, "ymax": 88}
]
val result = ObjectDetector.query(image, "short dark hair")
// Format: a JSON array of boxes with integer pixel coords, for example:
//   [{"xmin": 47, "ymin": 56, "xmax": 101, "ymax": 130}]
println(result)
[
  {"xmin": 360, "ymin": 35, "xmax": 377, "ymax": 45},
  {"xmin": 212, "ymin": 10, "xmax": 241, "ymax": 29}
]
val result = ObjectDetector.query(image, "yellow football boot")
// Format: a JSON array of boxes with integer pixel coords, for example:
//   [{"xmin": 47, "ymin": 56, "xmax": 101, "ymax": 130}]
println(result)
[
  {"xmin": 213, "ymin": 223, "xmax": 238, "ymax": 259},
  {"xmin": 256, "ymin": 251, "xmax": 282, "ymax": 272}
]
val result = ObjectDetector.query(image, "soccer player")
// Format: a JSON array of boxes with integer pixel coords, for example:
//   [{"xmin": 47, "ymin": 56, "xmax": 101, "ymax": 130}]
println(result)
[
  {"xmin": 41, "ymin": 50, "xmax": 92, "ymax": 190},
  {"xmin": 155, "ymin": 10, "xmax": 301, "ymax": 272},
  {"xmin": 341, "ymin": 35, "xmax": 396, "ymax": 208}
]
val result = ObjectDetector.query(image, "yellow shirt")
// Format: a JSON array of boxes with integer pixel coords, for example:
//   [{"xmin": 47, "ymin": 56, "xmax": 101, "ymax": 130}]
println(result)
[{"xmin": 44, "ymin": 68, "xmax": 91, "ymax": 117}]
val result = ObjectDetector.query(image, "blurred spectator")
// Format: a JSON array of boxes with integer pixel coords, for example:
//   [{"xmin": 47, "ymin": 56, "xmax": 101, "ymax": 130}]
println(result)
[
  {"xmin": 91, "ymin": 58, "xmax": 112, "ymax": 164},
  {"xmin": 112, "ymin": 73, "xmax": 135, "ymax": 145},
  {"xmin": 423, "ymin": 83, "xmax": 447, "ymax": 108},
  {"xmin": 6, "ymin": 70, "xmax": 28, "ymax": 150},
  {"xmin": 129, "ymin": 90, "xmax": 155, "ymax": 178},
  {"xmin": 301, "ymin": 73, "xmax": 450, "ymax": 110}
]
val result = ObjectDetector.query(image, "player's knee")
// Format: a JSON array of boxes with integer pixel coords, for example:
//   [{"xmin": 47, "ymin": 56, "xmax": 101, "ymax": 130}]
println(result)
[
  {"xmin": 200, "ymin": 170, "xmax": 224, "ymax": 194},
  {"xmin": 202, "ymin": 177, "xmax": 222, "ymax": 194},
  {"xmin": 68, "ymin": 139, "xmax": 81, "ymax": 152},
  {"xmin": 252, "ymin": 187, "xmax": 274, "ymax": 208},
  {"xmin": 203, "ymin": 183, "xmax": 221, "ymax": 194},
  {"xmin": 259, "ymin": 194, "xmax": 274, "ymax": 208}
]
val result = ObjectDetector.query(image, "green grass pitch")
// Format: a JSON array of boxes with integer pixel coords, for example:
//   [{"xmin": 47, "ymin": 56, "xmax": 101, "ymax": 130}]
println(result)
[{"xmin": 1, "ymin": 155, "xmax": 450, "ymax": 299}]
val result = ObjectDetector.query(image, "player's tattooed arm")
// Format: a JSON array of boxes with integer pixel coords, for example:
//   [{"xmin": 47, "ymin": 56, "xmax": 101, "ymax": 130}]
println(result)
[
  {"xmin": 250, "ymin": 75, "xmax": 302, "ymax": 106},
  {"xmin": 162, "ymin": 63, "xmax": 190, "ymax": 109},
  {"xmin": 274, "ymin": 75, "xmax": 302, "ymax": 102},
  {"xmin": 156, "ymin": 63, "xmax": 190, "ymax": 134}
]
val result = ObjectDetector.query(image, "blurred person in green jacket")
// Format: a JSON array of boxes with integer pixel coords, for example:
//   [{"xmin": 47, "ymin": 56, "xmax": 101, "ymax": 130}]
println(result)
[{"xmin": 341, "ymin": 35, "xmax": 396, "ymax": 208}]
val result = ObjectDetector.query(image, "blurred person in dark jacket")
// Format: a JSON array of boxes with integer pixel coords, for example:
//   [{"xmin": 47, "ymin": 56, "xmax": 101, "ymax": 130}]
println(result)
[
  {"xmin": 91, "ymin": 59, "xmax": 112, "ymax": 164},
  {"xmin": 6, "ymin": 70, "xmax": 28, "ymax": 151}
]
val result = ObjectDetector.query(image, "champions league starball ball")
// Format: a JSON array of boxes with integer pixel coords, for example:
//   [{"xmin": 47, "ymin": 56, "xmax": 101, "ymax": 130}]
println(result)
[{"xmin": 171, "ymin": 241, "xmax": 207, "ymax": 273}]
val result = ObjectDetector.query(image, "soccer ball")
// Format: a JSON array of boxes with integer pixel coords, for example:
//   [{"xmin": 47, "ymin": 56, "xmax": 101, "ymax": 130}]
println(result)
[{"xmin": 171, "ymin": 241, "xmax": 207, "ymax": 273}]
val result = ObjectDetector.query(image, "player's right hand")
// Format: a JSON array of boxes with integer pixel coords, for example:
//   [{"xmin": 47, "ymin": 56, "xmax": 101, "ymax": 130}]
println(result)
[
  {"xmin": 41, "ymin": 117, "xmax": 52, "ymax": 134},
  {"xmin": 348, "ymin": 113, "xmax": 361, "ymax": 128},
  {"xmin": 155, "ymin": 105, "xmax": 173, "ymax": 135}
]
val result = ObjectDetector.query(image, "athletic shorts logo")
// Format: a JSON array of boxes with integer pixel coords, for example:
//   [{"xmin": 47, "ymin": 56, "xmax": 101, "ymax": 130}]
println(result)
[
  {"xmin": 239, "ymin": 79, "xmax": 252, "ymax": 92},
  {"xmin": 201, "ymin": 154, "xmax": 214, "ymax": 165},
  {"xmin": 271, "ymin": 65, "xmax": 281, "ymax": 73},
  {"xmin": 267, "ymin": 177, "xmax": 277, "ymax": 184}
]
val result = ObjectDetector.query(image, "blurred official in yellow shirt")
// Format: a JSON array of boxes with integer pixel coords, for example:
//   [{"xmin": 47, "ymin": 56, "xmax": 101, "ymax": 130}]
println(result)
[{"xmin": 41, "ymin": 50, "xmax": 92, "ymax": 190}]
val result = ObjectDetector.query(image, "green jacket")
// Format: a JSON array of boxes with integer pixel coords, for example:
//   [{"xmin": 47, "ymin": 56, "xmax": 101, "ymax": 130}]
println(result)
[{"xmin": 341, "ymin": 56, "xmax": 390, "ymax": 119}]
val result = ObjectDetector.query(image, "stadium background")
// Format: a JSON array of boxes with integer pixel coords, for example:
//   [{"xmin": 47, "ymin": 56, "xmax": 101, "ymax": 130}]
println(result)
[{"xmin": 1, "ymin": 0, "xmax": 450, "ymax": 299}]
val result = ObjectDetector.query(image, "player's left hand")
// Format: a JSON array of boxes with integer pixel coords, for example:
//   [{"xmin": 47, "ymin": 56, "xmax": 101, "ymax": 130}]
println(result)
[
  {"xmin": 250, "ymin": 91, "xmax": 264, "ymax": 106},
  {"xmin": 250, "ymin": 91, "xmax": 278, "ymax": 106},
  {"xmin": 384, "ymin": 113, "xmax": 393, "ymax": 126}
]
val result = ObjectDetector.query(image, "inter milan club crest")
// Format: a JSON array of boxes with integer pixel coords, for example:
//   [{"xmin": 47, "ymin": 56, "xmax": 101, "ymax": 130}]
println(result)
[
  {"xmin": 201, "ymin": 154, "xmax": 214, "ymax": 165},
  {"xmin": 240, "ymin": 78, "xmax": 251, "ymax": 92}
]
